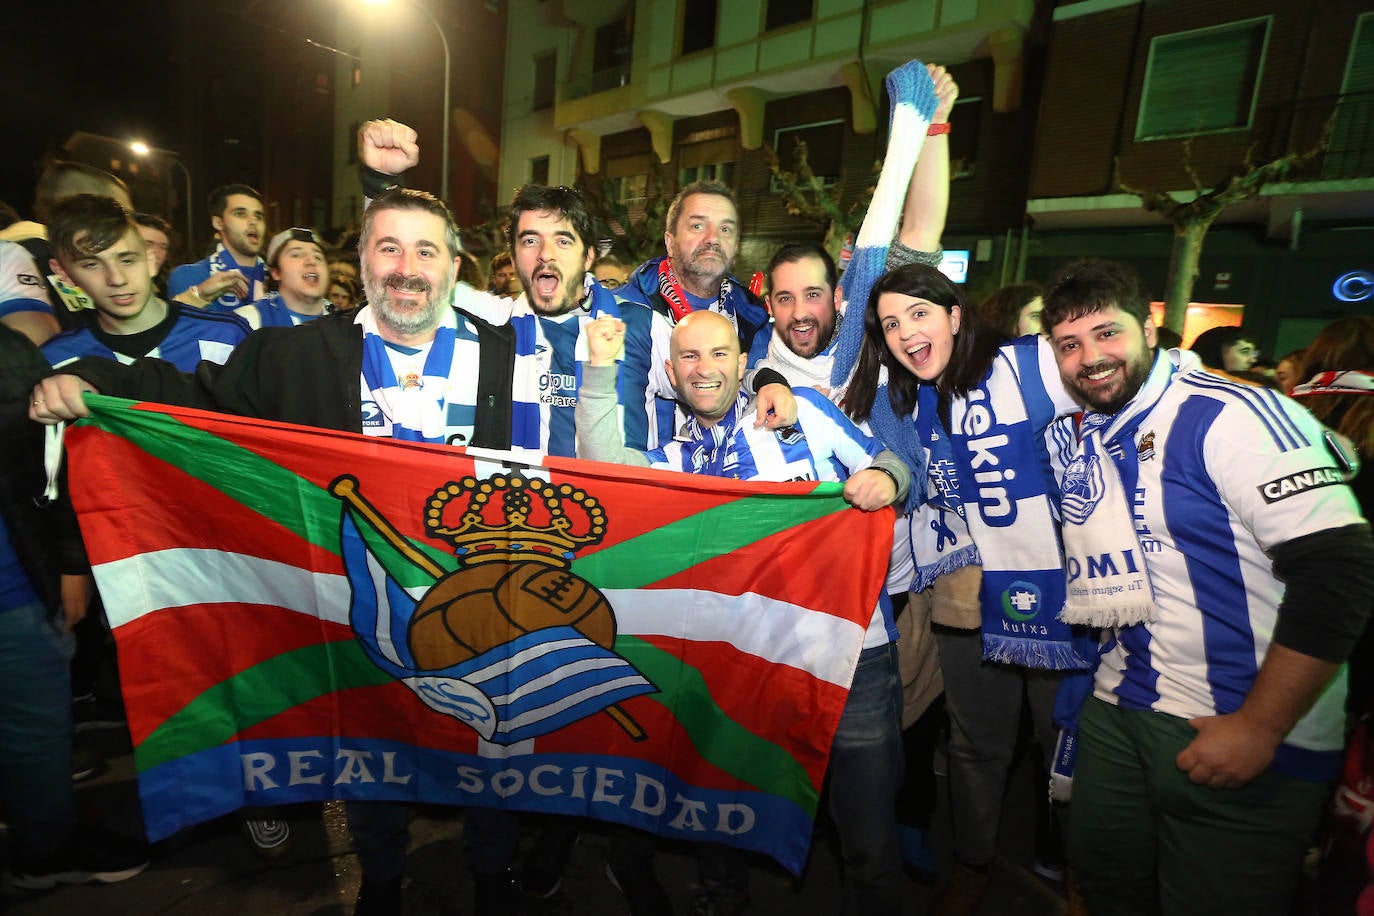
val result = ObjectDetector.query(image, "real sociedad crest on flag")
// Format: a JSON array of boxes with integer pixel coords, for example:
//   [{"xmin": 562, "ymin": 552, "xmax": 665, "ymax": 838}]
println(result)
[{"xmin": 332, "ymin": 473, "xmax": 657, "ymax": 745}]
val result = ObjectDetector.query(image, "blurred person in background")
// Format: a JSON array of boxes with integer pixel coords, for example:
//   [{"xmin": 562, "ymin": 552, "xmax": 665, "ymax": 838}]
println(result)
[
  {"xmin": 1190, "ymin": 325, "xmax": 1259, "ymax": 375},
  {"xmin": 979, "ymin": 282, "xmax": 1043, "ymax": 338}
]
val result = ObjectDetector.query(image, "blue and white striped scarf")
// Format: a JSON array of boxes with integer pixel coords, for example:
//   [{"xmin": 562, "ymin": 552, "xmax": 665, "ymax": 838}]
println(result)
[
  {"xmin": 357, "ymin": 305, "xmax": 480, "ymax": 445},
  {"xmin": 675, "ymin": 395, "xmax": 750, "ymax": 478},
  {"xmin": 1059, "ymin": 351, "xmax": 1185, "ymax": 627},
  {"xmin": 830, "ymin": 60, "xmax": 938, "ymax": 389},
  {"xmin": 206, "ymin": 243, "xmax": 267, "ymax": 311},
  {"xmin": 508, "ymin": 275, "xmax": 623, "ymax": 457},
  {"xmin": 871, "ymin": 341, "xmax": 1091, "ymax": 670}
]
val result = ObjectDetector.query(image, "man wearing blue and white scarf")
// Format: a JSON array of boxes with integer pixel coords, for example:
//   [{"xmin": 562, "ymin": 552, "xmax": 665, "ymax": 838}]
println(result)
[
  {"xmin": 168, "ymin": 184, "xmax": 268, "ymax": 311},
  {"xmin": 579, "ymin": 308, "xmax": 912, "ymax": 915},
  {"xmin": 449, "ymin": 184, "xmax": 664, "ymax": 457},
  {"xmin": 615, "ymin": 180, "xmax": 773, "ymax": 443},
  {"xmin": 1042, "ymin": 258, "xmax": 1374, "ymax": 916},
  {"xmin": 34, "ymin": 159, "xmax": 519, "ymax": 914}
]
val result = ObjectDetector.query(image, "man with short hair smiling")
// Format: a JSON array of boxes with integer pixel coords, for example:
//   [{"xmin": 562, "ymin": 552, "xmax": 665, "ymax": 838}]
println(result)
[
  {"xmin": 41, "ymin": 195, "xmax": 250, "ymax": 371},
  {"xmin": 31, "ymin": 183, "xmax": 517, "ymax": 914},
  {"xmin": 1041, "ymin": 257, "xmax": 1374, "ymax": 916},
  {"xmin": 577, "ymin": 308, "xmax": 910, "ymax": 914},
  {"xmin": 615, "ymin": 180, "xmax": 770, "ymax": 442},
  {"xmin": 619, "ymin": 180, "xmax": 766, "ymax": 343},
  {"xmin": 168, "ymin": 184, "xmax": 268, "ymax": 311},
  {"xmin": 236, "ymin": 228, "xmax": 331, "ymax": 330}
]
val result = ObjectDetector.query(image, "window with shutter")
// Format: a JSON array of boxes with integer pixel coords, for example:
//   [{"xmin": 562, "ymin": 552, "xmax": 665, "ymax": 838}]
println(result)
[
  {"xmin": 771, "ymin": 120, "xmax": 845, "ymax": 190},
  {"xmin": 1325, "ymin": 12, "xmax": 1374, "ymax": 178},
  {"xmin": 1135, "ymin": 17, "xmax": 1271, "ymax": 140}
]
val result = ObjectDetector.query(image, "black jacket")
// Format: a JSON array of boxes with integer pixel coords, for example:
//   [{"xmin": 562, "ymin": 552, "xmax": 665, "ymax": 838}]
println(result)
[
  {"xmin": 62, "ymin": 308, "xmax": 516, "ymax": 447},
  {"xmin": 1, "ymin": 325, "xmax": 87, "ymax": 612}
]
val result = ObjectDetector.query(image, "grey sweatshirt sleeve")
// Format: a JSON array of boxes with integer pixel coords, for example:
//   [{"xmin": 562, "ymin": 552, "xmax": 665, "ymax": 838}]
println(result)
[
  {"xmin": 870, "ymin": 448, "xmax": 912, "ymax": 506},
  {"xmin": 575, "ymin": 364, "xmax": 652, "ymax": 468},
  {"xmin": 886, "ymin": 238, "xmax": 943, "ymax": 270}
]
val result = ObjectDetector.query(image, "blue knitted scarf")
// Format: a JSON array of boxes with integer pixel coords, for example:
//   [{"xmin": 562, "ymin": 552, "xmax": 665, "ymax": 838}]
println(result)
[{"xmin": 830, "ymin": 61, "xmax": 938, "ymax": 388}]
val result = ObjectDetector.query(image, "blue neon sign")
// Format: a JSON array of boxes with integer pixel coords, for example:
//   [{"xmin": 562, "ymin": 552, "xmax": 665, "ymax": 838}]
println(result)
[{"xmin": 1332, "ymin": 271, "xmax": 1374, "ymax": 303}]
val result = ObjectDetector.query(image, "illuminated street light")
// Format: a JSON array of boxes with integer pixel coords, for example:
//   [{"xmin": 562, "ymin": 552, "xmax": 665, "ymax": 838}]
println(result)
[
  {"xmin": 129, "ymin": 142, "xmax": 195, "ymax": 252},
  {"xmin": 361, "ymin": 0, "xmax": 451, "ymax": 203}
]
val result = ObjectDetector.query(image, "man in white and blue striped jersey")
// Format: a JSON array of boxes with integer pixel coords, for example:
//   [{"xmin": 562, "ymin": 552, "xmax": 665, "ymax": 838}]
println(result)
[
  {"xmin": 577, "ymin": 308, "xmax": 911, "ymax": 915},
  {"xmin": 1042, "ymin": 257, "xmax": 1374, "ymax": 916}
]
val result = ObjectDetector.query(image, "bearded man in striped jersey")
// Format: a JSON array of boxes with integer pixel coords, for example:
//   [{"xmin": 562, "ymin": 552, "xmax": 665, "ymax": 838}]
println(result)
[{"xmin": 1043, "ymin": 257, "xmax": 1374, "ymax": 916}]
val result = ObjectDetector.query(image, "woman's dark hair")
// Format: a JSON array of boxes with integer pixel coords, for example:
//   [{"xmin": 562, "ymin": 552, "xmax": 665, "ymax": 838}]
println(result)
[
  {"xmin": 847, "ymin": 263, "xmax": 1006, "ymax": 422},
  {"xmin": 979, "ymin": 282, "xmax": 1042, "ymax": 337}
]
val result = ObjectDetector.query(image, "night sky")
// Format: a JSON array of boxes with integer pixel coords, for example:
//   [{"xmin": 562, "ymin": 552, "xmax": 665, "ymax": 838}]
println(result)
[{"xmin": 3, "ymin": 4, "xmax": 181, "ymax": 215}]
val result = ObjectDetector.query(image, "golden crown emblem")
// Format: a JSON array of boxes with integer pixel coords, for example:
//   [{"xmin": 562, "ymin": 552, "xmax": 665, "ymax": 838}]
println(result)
[{"xmin": 425, "ymin": 475, "xmax": 607, "ymax": 567}]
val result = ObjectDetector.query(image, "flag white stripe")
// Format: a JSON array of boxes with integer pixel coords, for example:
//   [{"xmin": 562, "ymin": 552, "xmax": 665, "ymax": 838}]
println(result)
[
  {"xmin": 603, "ymin": 588, "xmax": 863, "ymax": 688},
  {"xmin": 93, "ymin": 549, "xmax": 352, "ymax": 628},
  {"xmin": 93, "ymin": 550, "xmax": 864, "ymax": 684}
]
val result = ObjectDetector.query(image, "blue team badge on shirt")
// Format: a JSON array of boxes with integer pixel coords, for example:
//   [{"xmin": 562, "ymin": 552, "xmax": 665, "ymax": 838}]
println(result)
[
  {"xmin": 361, "ymin": 400, "xmax": 384, "ymax": 428},
  {"xmin": 1002, "ymin": 581, "xmax": 1041, "ymax": 622},
  {"xmin": 1060, "ymin": 453, "xmax": 1105, "ymax": 526}
]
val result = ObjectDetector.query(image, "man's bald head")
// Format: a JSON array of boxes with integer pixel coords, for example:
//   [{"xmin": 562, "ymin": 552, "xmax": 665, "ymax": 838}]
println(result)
[
  {"xmin": 670, "ymin": 309, "xmax": 738, "ymax": 359},
  {"xmin": 667, "ymin": 310, "xmax": 747, "ymax": 428}
]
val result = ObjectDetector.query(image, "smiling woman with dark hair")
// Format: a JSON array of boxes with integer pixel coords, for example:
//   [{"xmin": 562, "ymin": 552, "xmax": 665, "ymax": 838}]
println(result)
[{"xmin": 844, "ymin": 260, "xmax": 1086, "ymax": 906}]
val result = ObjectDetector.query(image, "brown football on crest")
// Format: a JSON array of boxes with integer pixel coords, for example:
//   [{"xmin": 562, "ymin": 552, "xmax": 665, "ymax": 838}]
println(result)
[{"xmin": 407, "ymin": 561, "xmax": 617, "ymax": 670}]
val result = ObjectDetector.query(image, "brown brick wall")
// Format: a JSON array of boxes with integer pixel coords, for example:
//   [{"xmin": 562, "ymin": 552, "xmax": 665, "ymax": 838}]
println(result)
[
  {"xmin": 1030, "ymin": 0, "xmax": 1372, "ymax": 200},
  {"xmin": 946, "ymin": 57, "xmax": 1040, "ymax": 234}
]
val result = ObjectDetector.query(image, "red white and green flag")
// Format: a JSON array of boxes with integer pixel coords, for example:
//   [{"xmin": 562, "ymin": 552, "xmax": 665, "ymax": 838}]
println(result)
[{"xmin": 65, "ymin": 396, "xmax": 893, "ymax": 873}]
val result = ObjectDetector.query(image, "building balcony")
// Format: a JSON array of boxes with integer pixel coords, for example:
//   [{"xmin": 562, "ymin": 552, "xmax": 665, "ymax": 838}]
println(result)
[
  {"xmin": 1028, "ymin": 90, "xmax": 1374, "ymax": 236},
  {"xmin": 552, "ymin": 0, "xmax": 1035, "ymax": 145},
  {"xmin": 1254, "ymin": 90, "xmax": 1374, "ymax": 182},
  {"xmin": 564, "ymin": 62, "xmax": 634, "ymax": 102}
]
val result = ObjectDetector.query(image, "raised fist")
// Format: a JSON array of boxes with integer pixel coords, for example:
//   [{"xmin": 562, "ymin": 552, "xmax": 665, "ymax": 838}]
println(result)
[
  {"xmin": 584, "ymin": 317, "xmax": 625, "ymax": 367},
  {"xmin": 926, "ymin": 63, "xmax": 959, "ymax": 124},
  {"xmin": 358, "ymin": 119, "xmax": 420, "ymax": 176}
]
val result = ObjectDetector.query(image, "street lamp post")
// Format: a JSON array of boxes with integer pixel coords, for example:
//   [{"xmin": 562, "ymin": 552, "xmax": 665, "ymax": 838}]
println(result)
[
  {"xmin": 362, "ymin": 0, "xmax": 450, "ymax": 203},
  {"xmin": 130, "ymin": 142, "xmax": 195, "ymax": 253}
]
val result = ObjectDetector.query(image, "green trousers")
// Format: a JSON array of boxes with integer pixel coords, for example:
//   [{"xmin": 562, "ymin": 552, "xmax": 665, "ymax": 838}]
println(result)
[{"xmin": 1068, "ymin": 697, "xmax": 1330, "ymax": 916}]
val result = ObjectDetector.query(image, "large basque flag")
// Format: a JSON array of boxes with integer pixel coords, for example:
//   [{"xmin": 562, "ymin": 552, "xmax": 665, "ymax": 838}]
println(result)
[{"xmin": 64, "ymin": 396, "xmax": 893, "ymax": 873}]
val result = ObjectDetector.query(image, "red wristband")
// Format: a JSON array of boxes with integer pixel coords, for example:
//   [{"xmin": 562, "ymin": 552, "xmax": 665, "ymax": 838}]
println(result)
[{"xmin": 927, "ymin": 122, "xmax": 951, "ymax": 136}]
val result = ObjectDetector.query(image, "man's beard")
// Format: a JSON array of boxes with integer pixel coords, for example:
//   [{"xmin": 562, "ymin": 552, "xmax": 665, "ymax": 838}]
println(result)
[
  {"xmin": 226, "ymin": 228, "xmax": 261, "ymax": 259},
  {"xmin": 781, "ymin": 311, "xmax": 838, "ymax": 359},
  {"xmin": 1070, "ymin": 350, "xmax": 1153, "ymax": 414},
  {"xmin": 365, "ymin": 269, "xmax": 449, "ymax": 337},
  {"xmin": 677, "ymin": 242, "xmax": 731, "ymax": 287},
  {"xmin": 525, "ymin": 264, "xmax": 584, "ymax": 317}
]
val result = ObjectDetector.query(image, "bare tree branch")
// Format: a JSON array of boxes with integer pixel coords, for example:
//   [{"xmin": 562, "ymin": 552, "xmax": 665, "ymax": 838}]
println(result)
[
  {"xmin": 768, "ymin": 142, "xmax": 876, "ymax": 260},
  {"xmin": 1182, "ymin": 136, "xmax": 1205, "ymax": 196},
  {"xmin": 1114, "ymin": 117, "xmax": 1331, "ymax": 334}
]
